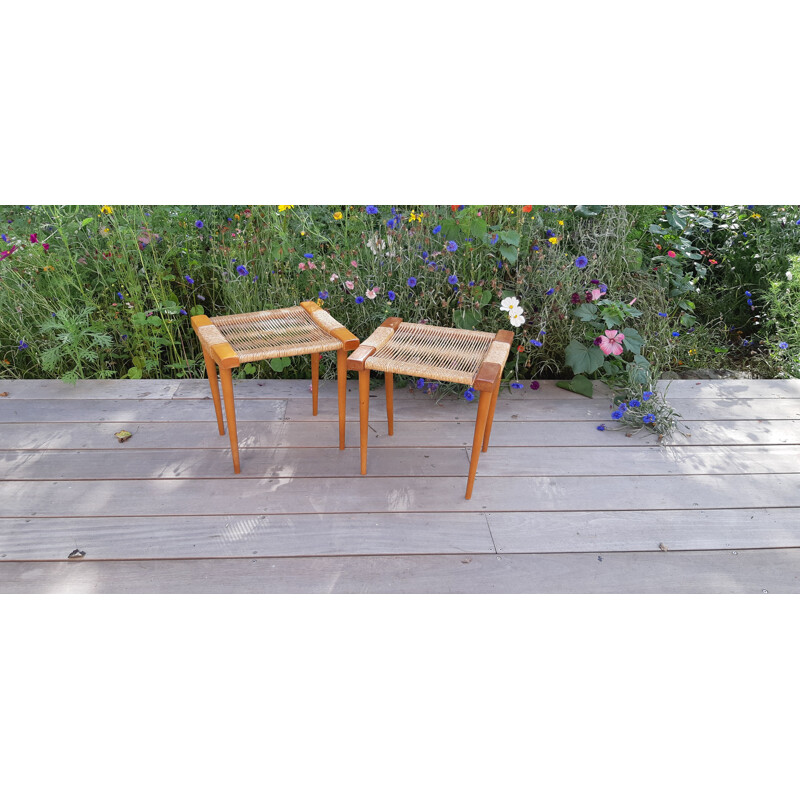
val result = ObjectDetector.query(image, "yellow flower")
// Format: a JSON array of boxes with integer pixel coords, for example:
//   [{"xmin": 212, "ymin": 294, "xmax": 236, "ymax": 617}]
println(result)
[
  {"xmin": 333, "ymin": 211, "xmax": 343, "ymax": 220},
  {"xmin": 548, "ymin": 236, "xmax": 558, "ymax": 245},
  {"xmin": 751, "ymin": 213, "xmax": 760, "ymax": 218},
  {"xmin": 300, "ymin": 231, "xmax": 306, "ymax": 236},
  {"xmin": 409, "ymin": 209, "xmax": 425, "ymax": 222},
  {"xmin": 558, "ymin": 220, "xmax": 564, "ymax": 225},
  {"xmin": 234, "ymin": 213, "xmax": 240, "ymax": 220},
  {"xmin": 100, "ymin": 205, "xmax": 114, "ymax": 214},
  {"xmin": 277, "ymin": 205, "xmax": 294, "ymax": 212}
]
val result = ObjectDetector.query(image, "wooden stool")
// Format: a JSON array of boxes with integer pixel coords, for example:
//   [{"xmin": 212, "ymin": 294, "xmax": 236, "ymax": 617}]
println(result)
[
  {"xmin": 191, "ymin": 302, "xmax": 358, "ymax": 473},
  {"xmin": 347, "ymin": 318, "xmax": 513, "ymax": 499}
]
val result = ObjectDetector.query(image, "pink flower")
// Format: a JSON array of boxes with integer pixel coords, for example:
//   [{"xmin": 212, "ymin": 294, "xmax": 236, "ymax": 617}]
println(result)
[
  {"xmin": 330, "ymin": 272, "xmax": 339, "ymax": 281},
  {"xmin": 351, "ymin": 260, "xmax": 358, "ymax": 268},
  {"xmin": 667, "ymin": 250, "xmax": 676, "ymax": 258},
  {"xmin": 366, "ymin": 289, "xmax": 377, "ymax": 300},
  {"xmin": 30, "ymin": 233, "xmax": 38, "ymax": 244},
  {"xmin": 308, "ymin": 261, "xmax": 316, "ymax": 269},
  {"xmin": 298, "ymin": 262, "xmax": 306, "ymax": 271},
  {"xmin": 590, "ymin": 288, "xmax": 606, "ymax": 301},
  {"xmin": 597, "ymin": 329, "xmax": 625, "ymax": 356},
  {"xmin": 345, "ymin": 280, "xmax": 354, "ymax": 290},
  {"xmin": 628, "ymin": 297, "xmax": 637, "ymax": 305},
  {"xmin": 42, "ymin": 243, "xmax": 50, "ymax": 251}
]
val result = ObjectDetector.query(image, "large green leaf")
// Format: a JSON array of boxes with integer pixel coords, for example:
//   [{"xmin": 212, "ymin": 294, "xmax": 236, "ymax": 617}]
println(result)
[
  {"xmin": 565, "ymin": 339, "xmax": 605, "ymax": 376},
  {"xmin": 574, "ymin": 205, "xmax": 607, "ymax": 218},
  {"xmin": 479, "ymin": 289, "xmax": 493, "ymax": 307},
  {"xmin": 499, "ymin": 230, "xmax": 520, "ymax": 247},
  {"xmin": 573, "ymin": 304, "xmax": 598, "ymax": 322},
  {"xmin": 621, "ymin": 327, "xmax": 644, "ymax": 355},
  {"xmin": 556, "ymin": 374, "xmax": 594, "ymax": 398},
  {"xmin": 498, "ymin": 245, "xmax": 518, "ymax": 264},
  {"xmin": 453, "ymin": 309, "xmax": 483, "ymax": 329}
]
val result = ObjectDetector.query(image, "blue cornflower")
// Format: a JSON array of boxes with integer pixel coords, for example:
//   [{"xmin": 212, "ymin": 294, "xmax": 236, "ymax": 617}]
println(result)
[
  {"xmin": 180, "ymin": 309, "xmax": 188, "ymax": 316},
  {"xmin": 643, "ymin": 414, "xmax": 656, "ymax": 424},
  {"xmin": 671, "ymin": 331, "xmax": 680, "ymax": 337},
  {"xmin": 447, "ymin": 274, "xmax": 458, "ymax": 285},
  {"xmin": 796, "ymin": 220, "xmax": 800, "ymax": 225},
  {"xmin": 712, "ymin": 211, "xmax": 718, "ymax": 217},
  {"xmin": 432, "ymin": 224, "xmax": 442, "ymax": 234},
  {"xmin": 304, "ymin": 253, "xmax": 313, "ymax": 259},
  {"xmin": 463, "ymin": 388, "xmax": 475, "ymax": 401},
  {"xmin": 742, "ymin": 232, "xmax": 748, "ymax": 237},
  {"xmin": 366, "ymin": 205, "xmax": 378, "ymax": 215},
  {"xmin": 531, "ymin": 340, "xmax": 543, "ymax": 348},
  {"xmin": 416, "ymin": 378, "xmax": 425, "ymax": 389},
  {"xmin": 546, "ymin": 229, "xmax": 553, "ymax": 237},
  {"xmin": 387, "ymin": 290, "xmax": 396, "ymax": 301},
  {"xmin": 446, "ymin": 241, "xmax": 458, "ymax": 252},
  {"xmin": 18, "ymin": 340, "xmax": 28, "ymax": 350},
  {"xmin": 747, "ymin": 299, "xmax": 753, "ymax": 306},
  {"xmin": 643, "ymin": 391, "xmax": 654, "ymax": 401},
  {"xmin": 236, "ymin": 265, "xmax": 249, "ymax": 276},
  {"xmin": 618, "ymin": 403, "xmax": 627, "ymax": 412},
  {"xmin": 421, "ymin": 251, "xmax": 428, "ymax": 258},
  {"xmin": 121, "ymin": 334, "xmax": 128, "ymax": 340},
  {"xmin": 407, "ymin": 277, "xmax": 417, "ymax": 287},
  {"xmin": 386, "ymin": 218, "xmax": 395, "ymax": 229},
  {"xmin": 490, "ymin": 234, "xmax": 499, "ymax": 244},
  {"xmin": 629, "ymin": 399, "xmax": 641, "ymax": 408},
  {"xmin": 185, "ymin": 275, "xmax": 195, "ymax": 285},
  {"xmin": 511, "ymin": 382, "xmax": 523, "ymax": 389},
  {"xmin": 539, "ymin": 329, "xmax": 546, "ymax": 336},
  {"xmin": 658, "ymin": 312, "xmax": 668, "ymax": 318},
  {"xmin": 597, "ymin": 424, "xmax": 606, "ymax": 431},
  {"xmin": 0, "ymin": 234, "xmax": 6, "ymax": 242},
  {"xmin": 575, "ymin": 255, "xmax": 588, "ymax": 269},
  {"xmin": 611, "ymin": 409, "xmax": 624, "ymax": 420},
  {"xmin": 428, "ymin": 261, "xmax": 436, "ymax": 269},
  {"xmin": 116, "ymin": 292, "xmax": 124, "ymax": 300},
  {"xmin": 546, "ymin": 288, "xmax": 554, "ymax": 296},
  {"xmin": 779, "ymin": 341, "xmax": 789, "ymax": 349},
  {"xmin": 745, "ymin": 291, "xmax": 752, "ymax": 297},
  {"xmin": 468, "ymin": 281, "xmax": 475, "ymax": 287},
  {"xmin": 318, "ymin": 291, "xmax": 329, "ymax": 300},
  {"xmin": 355, "ymin": 295, "xmax": 364, "ymax": 304},
  {"xmin": 429, "ymin": 383, "xmax": 439, "ymax": 392},
  {"xmin": 532, "ymin": 245, "xmax": 540, "ymax": 251},
  {"xmin": 599, "ymin": 283, "xmax": 608, "ymax": 293},
  {"xmin": 747, "ymin": 205, "xmax": 753, "ymax": 209},
  {"xmin": 195, "ymin": 220, "xmax": 204, "ymax": 229}
]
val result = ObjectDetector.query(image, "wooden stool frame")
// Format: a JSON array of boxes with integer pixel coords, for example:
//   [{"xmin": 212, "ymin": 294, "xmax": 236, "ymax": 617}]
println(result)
[
  {"xmin": 347, "ymin": 318, "xmax": 513, "ymax": 499},
  {"xmin": 191, "ymin": 301, "xmax": 358, "ymax": 473}
]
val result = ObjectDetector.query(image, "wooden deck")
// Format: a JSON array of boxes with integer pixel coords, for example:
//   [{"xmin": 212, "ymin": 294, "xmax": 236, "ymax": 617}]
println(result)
[{"xmin": 1, "ymin": 376, "xmax": 799, "ymax": 593}]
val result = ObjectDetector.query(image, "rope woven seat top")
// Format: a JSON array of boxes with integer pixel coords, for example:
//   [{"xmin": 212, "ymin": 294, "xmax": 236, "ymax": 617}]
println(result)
[
  {"xmin": 364, "ymin": 322, "xmax": 496, "ymax": 385},
  {"xmin": 198, "ymin": 306, "xmax": 344, "ymax": 363}
]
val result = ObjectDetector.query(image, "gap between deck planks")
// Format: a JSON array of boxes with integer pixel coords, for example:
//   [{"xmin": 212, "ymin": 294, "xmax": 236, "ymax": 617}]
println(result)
[{"xmin": 2, "ymin": 549, "xmax": 799, "ymax": 593}]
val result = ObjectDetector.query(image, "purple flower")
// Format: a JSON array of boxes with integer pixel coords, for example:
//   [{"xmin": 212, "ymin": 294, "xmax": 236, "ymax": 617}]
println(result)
[
  {"xmin": 745, "ymin": 291, "xmax": 752, "ymax": 297},
  {"xmin": 0, "ymin": 234, "xmax": 6, "ymax": 242},
  {"xmin": 116, "ymin": 292, "xmax": 124, "ymax": 300},
  {"xmin": 185, "ymin": 275, "xmax": 194, "ymax": 285},
  {"xmin": 629, "ymin": 399, "xmax": 641, "ymax": 408},
  {"xmin": 416, "ymin": 378, "xmax": 425, "ymax": 389},
  {"xmin": 468, "ymin": 281, "xmax": 475, "ymax": 287},
  {"xmin": 366, "ymin": 205, "xmax": 378, "ymax": 215},
  {"xmin": 571, "ymin": 293, "xmax": 581, "ymax": 304},
  {"xmin": 746, "ymin": 299, "xmax": 753, "ymax": 306},
  {"xmin": 180, "ymin": 309, "xmax": 188, "ymax": 316},
  {"xmin": 236, "ymin": 265, "xmax": 249, "ymax": 276},
  {"xmin": 195, "ymin": 220, "xmax": 204, "ymax": 229},
  {"xmin": 546, "ymin": 288, "xmax": 554, "ymax": 296},
  {"xmin": 671, "ymin": 331, "xmax": 680, "ymax": 337},
  {"xmin": 531, "ymin": 340, "xmax": 543, "ymax": 348},
  {"xmin": 599, "ymin": 283, "xmax": 608, "ymax": 293},
  {"xmin": 490, "ymin": 234, "xmax": 499, "ymax": 244},
  {"xmin": 386, "ymin": 218, "xmax": 396, "ymax": 229},
  {"xmin": 658, "ymin": 312, "xmax": 667, "ymax": 318},
  {"xmin": 446, "ymin": 241, "xmax": 458, "ymax": 252},
  {"xmin": 432, "ymin": 224, "xmax": 442, "ymax": 234},
  {"xmin": 355, "ymin": 295, "xmax": 365, "ymax": 304},
  {"xmin": 447, "ymin": 274, "xmax": 458, "ymax": 285},
  {"xmin": 463, "ymin": 388, "xmax": 475, "ymax": 401},
  {"xmin": 643, "ymin": 413, "xmax": 656, "ymax": 424},
  {"xmin": 596, "ymin": 424, "xmax": 606, "ymax": 431},
  {"xmin": 611, "ymin": 409, "xmax": 624, "ymax": 420},
  {"xmin": 530, "ymin": 380, "xmax": 540, "ymax": 390},
  {"xmin": 511, "ymin": 382, "xmax": 523, "ymax": 389},
  {"xmin": 407, "ymin": 277, "xmax": 417, "ymax": 287},
  {"xmin": 304, "ymin": 253, "xmax": 313, "ymax": 259},
  {"xmin": 643, "ymin": 391, "xmax": 653, "ymax": 400},
  {"xmin": 318, "ymin": 290, "xmax": 329, "ymax": 300},
  {"xmin": 198, "ymin": 295, "xmax": 205, "ymax": 301},
  {"xmin": 590, "ymin": 279, "xmax": 600, "ymax": 285},
  {"xmin": 575, "ymin": 255, "xmax": 588, "ymax": 269},
  {"xmin": 387, "ymin": 290, "xmax": 396, "ymax": 301},
  {"xmin": 18, "ymin": 340, "xmax": 28, "ymax": 350},
  {"xmin": 779, "ymin": 341, "xmax": 789, "ymax": 349}
]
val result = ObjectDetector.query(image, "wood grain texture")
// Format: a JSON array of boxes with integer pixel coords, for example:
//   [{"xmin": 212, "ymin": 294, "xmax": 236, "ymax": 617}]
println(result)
[
  {"xmin": 1, "ymin": 474, "xmax": 799, "ymax": 517},
  {"xmin": 2, "ymin": 550, "xmax": 798, "ymax": 593},
  {"xmin": 0, "ymin": 513, "xmax": 495, "ymax": 561}
]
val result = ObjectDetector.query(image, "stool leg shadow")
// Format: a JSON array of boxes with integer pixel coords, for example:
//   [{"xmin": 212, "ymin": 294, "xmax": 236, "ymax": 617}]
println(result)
[{"xmin": 465, "ymin": 389, "xmax": 493, "ymax": 499}]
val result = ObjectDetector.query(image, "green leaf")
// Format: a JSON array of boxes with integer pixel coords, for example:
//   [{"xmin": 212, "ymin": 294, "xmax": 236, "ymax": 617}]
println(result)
[
  {"xmin": 479, "ymin": 289, "xmax": 493, "ymax": 307},
  {"xmin": 498, "ymin": 245, "xmax": 518, "ymax": 264},
  {"xmin": 453, "ymin": 308, "xmax": 483, "ymax": 329},
  {"xmin": 565, "ymin": 339, "xmax": 605, "ymax": 376},
  {"xmin": 633, "ymin": 354, "xmax": 650, "ymax": 367},
  {"xmin": 648, "ymin": 224, "xmax": 667, "ymax": 235},
  {"xmin": 666, "ymin": 210, "xmax": 686, "ymax": 230},
  {"xmin": 621, "ymin": 327, "xmax": 644, "ymax": 355},
  {"xmin": 132, "ymin": 312, "xmax": 147, "ymax": 326},
  {"xmin": 189, "ymin": 305, "xmax": 204, "ymax": 316},
  {"xmin": 127, "ymin": 366, "xmax": 142, "ymax": 380},
  {"xmin": 574, "ymin": 205, "xmax": 606, "ymax": 218},
  {"xmin": 270, "ymin": 358, "xmax": 286, "ymax": 372},
  {"xmin": 573, "ymin": 304, "xmax": 598, "ymax": 322},
  {"xmin": 146, "ymin": 315, "xmax": 162, "ymax": 327},
  {"xmin": 243, "ymin": 363, "xmax": 256, "ymax": 375},
  {"xmin": 132, "ymin": 356, "xmax": 146, "ymax": 369},
  {"xmin": 555, "ymin": 374, "xmax": 594, "ymax": 398},
  {"xmin": 499, "ymin": 230, "xmax": 520, "ymax": 247}
]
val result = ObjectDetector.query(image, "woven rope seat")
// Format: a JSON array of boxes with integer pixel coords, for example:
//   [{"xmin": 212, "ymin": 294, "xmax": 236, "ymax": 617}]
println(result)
[
  {"xmin": 347, "ymin": 317, "xmax": 513, "ymax": 499},
  {"xmin": 191, "ymin": 302, "xmax": 358, "ymax": 473},
  {"xmin": 364, "ymin": 322, "xmax": 496, "ymax": 385}
]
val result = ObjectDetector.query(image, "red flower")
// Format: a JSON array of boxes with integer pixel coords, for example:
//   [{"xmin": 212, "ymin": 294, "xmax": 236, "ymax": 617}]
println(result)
[
  {"xmin": 42, "ymin": 243, "xmax": 49, "ymax": 252},
  {"xmin": 517, "ymin": 345, "xmax": 524, "ymax": 353},
  {"xmin": 522, "ymin": 205, "xmax": 533, "ymax": 213},
  {"xmin": 30, "ymin": 233, "xmax": 38, "ymax": 244}
]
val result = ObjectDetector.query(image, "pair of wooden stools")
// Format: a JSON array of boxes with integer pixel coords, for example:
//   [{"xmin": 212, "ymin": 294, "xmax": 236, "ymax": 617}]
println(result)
[{"xmin": 191, "ymin": 302, "xmax": 512, "ymax": 499}]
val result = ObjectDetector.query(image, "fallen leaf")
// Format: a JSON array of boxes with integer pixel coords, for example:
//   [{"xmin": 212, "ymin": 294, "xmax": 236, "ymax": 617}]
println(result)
[
  {"xmin": 68, "ymin": 549, "xmax": 86, "ymax": 559},
  {"xmin": 0, "ymin": 392, "xmax": 8, "ymax": 397},
  {"xmin": 114, "ymin": 430, "xmax": 132, "ymax": 443},
  {"xmin": 659, "ymin": 543, "xmax": 669, "ymax": 552}
]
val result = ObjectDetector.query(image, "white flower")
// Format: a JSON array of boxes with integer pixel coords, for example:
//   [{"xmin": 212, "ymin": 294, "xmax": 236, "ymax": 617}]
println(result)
[
  {"xmin": 508, "ymin": 309, "xmax": 525, "ymax": 327},
  {"xmin": 787, "ymin": 271, "xmax": 793, "ymax": 280},
  {"xmin": 500, "ymin": 296, "xmax": 520, "ymax": 312}
]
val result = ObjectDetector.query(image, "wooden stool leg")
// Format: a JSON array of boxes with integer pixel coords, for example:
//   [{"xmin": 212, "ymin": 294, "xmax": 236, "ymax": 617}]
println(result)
[
  {"xmin": 358, "ymin": 369, "xmax": 370, "ymax": 475},
  {"xmin": 336, "ymin": 348, "xmax": 347, "ymax": 450},
  {"xmin": 202, "ymin": 346, "xmax": 225, "ymax": 435},
  {"xmin": 465, "ymin": 389, "xmax": 492, "ymax": 500},
  {"xmin": 219, "ymin": 366, "xmax": 241, "ymax": 474},
  {"xmin": 311, "ymin": 352, "xmax": 320, "ymax": 416},
  {"xmin": 385, "ymin": 372, "xmax": 394, "ymax": 436},
  {"xmin": 481, "ymin": 375, "xmax": 502, "ymax": 452}
]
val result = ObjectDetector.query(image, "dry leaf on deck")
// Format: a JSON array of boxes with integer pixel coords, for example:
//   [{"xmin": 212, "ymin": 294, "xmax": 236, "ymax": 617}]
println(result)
[{"xmin": 114, "ymin": 430, "xmax": 133, "ymax": 443}]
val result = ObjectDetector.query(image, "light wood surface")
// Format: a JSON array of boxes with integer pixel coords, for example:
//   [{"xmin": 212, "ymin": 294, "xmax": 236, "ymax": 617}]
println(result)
[{"xmin": 2, "ymin": 377, "xmax": 799, "ymax": 594}]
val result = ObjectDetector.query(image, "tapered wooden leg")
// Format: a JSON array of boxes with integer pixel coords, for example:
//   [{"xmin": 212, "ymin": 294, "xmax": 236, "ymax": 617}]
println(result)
[
  {"xmin": 385, "ymin": 372, "xmax": 394, "ymax": 436},
  {"xmin": 466, "ymin": 389, "xmax": 492, "ymax": 500},
  {"xmin": 202, "ymin": 346, "xmax": 225, "ymax": 435},
  {"xmin": 219, "ymin": 366, "xmax": 241, "ymax": 474},
  {"xmin": 358, "ymin": 369, "xmax": 370, "ymax": 475},
  {"xmin": 311, "ymin": 352, "xmax": 320, "ymax": 416},
  {"xmin": 336, "ymin": 348, "xmax": 347, "ymax": 450},
  {"xmin": 481, "ymin": 375, "xmax": 502, "ymax": 452}
]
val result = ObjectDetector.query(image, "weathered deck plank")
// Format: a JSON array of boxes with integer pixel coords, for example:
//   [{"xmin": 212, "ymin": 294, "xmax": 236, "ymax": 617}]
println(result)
[{"xmin": 2, "ymin": 549, "xmax": 798, "ymax": 593}]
